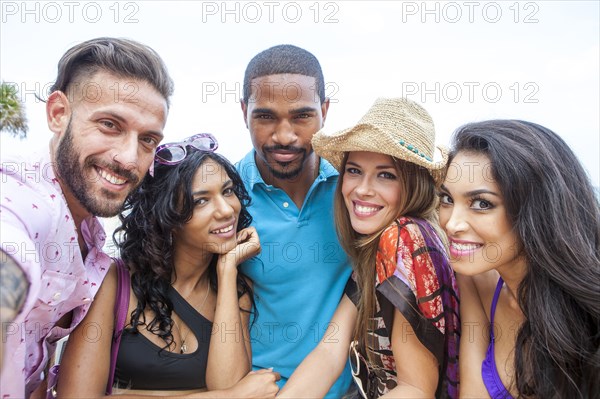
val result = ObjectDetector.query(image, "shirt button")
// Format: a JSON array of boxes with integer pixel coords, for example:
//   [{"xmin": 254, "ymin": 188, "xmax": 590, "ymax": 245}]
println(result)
[
  {"xmin": 82, "ymin": 297, "xmax": 91, "ymax": 302},
  {"xmin": 283, "ymin": 202, "xmax": 289, "ymax": 208},
  {"xmin": 53, "ymin": 292, "xmax": 61, "ymax": 300}
]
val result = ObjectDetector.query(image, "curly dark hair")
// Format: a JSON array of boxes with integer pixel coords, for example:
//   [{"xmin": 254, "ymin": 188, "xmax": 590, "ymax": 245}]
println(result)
[
  {"xmin": 114, "ymin": 150, "xmax": 254, "ymax": 349},
  {"xmin": 450, "ymin": 120, "xmax": 600, "ymax": 398}
]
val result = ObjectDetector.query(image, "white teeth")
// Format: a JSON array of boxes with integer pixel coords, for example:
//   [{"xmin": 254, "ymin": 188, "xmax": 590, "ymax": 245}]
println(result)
[
  {"xmin": 212, "ymin": 224, "xmax": 233, "ymax": 234},
  {"xmin": 451, "ymin": 242, "xmax": 481, "ymax": 251},
  {"xmin": 355, "ymin": 204, "xmax": 380, "ymax": 214},
  {"xmin": 98, "ymin": 169, "xmax": 126, "ymax": 185}
]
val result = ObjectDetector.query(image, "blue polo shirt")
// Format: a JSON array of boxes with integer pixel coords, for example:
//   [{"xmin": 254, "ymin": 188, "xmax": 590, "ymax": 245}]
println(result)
[{"xmin": 237, "ymin": 151, "xmax": 353, "ymax": 398}]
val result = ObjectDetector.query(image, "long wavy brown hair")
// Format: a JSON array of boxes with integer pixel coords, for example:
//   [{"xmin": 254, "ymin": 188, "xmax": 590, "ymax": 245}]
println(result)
[{"xmin": 334, "ymin": 153, "xmax": 446, "ymax": 357}]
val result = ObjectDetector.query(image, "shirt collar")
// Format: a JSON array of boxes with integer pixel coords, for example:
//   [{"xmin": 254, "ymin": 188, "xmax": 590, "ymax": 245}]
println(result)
[
  {"xmin": 81, "ymin": 216, "xmax": 107, "ymax": 251},
  {"xmin": 42, "ymin": 150, "xmax": 108, "ymax": 254}
]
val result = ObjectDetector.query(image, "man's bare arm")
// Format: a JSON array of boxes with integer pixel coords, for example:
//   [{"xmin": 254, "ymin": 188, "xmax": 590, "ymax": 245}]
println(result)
[
  {"xmin": 1, "ymin": 251, "xmax": 29, "ymax": 319},
  {"xmin": 1, "ymin": 250, "xmax": 29, "ymax": 371}
]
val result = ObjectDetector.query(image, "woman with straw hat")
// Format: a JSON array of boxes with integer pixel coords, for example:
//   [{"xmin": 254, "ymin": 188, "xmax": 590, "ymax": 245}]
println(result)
[{"xmin": 278, "ymin": 98, "xmax": 460, "ymax": 399}]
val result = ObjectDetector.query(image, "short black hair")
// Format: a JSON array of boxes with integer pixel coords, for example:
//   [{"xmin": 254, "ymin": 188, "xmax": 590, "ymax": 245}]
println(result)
[{"xmin": 242, "ymin": 44, "xmax": 325, "ymax": 104}]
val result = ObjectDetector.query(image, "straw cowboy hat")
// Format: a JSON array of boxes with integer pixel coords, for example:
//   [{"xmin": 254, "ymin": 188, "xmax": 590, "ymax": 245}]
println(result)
[{"xmin": 312, "ymin": 97, "xmax": 448, "ymax": 183}]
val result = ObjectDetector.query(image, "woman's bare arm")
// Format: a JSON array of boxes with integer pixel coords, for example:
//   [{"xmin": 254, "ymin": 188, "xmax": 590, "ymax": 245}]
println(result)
[{"xmin": 278, "ymin": 294, "xmax": 356, "ymax": 398}]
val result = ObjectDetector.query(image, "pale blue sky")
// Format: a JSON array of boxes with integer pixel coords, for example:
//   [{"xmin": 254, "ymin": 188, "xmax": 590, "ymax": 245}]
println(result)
[{"xmin": 2, "ymin": 0, "xmax": 598, "ymax": 186}]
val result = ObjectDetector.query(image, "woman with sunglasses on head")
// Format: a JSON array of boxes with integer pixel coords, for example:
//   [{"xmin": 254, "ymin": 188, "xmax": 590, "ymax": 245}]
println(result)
[
  {"xmin": 56, "ymin": 134, "xmax": 280, "ymax": 398},
  {"xmin": 279, "ymin": 98, "xmax": 460, "ymax": 399},
  {"xmin": 438, "ymin": 121, "xmax": 600, "ymax": 398}
]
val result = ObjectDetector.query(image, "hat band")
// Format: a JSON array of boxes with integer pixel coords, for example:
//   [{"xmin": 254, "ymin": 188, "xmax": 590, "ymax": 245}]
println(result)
[{"xmin": 398, "ymin": 139, "xmax": 433, "ymax": 162}]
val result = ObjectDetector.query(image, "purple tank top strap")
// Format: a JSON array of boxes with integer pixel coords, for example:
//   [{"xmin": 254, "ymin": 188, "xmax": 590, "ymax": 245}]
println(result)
[
  {"xmin": 481, "ymin": 277, "xmax": 514, "ymax": 399},
  {"xmin": 489, "ymin": 277, "xmax": 504, "ymax": 340}
]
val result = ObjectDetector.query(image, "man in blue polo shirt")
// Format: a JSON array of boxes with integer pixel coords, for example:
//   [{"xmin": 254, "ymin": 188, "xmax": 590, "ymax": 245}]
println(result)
[{"xmin": 237, "ymin": 45, "xmax": 353, "ymax": 397}]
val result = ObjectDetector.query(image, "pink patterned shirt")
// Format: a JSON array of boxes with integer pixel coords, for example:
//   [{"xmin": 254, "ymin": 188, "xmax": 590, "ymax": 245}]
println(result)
[{"xmin": 1, "ymin": 149, "xmax": 111, "ymax": 398}]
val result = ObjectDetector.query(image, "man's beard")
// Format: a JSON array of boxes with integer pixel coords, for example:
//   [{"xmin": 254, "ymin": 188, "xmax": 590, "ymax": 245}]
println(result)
[
  {"xmin": 55, "ymin": 122, "xmax": 140, "ymax": 217},
  {"xmin": 263, "ymin": 145, "xmax": 307, "ymax": 180}
]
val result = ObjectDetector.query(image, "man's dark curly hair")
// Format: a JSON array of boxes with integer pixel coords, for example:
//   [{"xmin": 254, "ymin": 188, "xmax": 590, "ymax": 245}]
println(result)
[
  {"xmin": 242, "ymin": 44, "xmax": 326, "ymax": 104},
  {"xmin": 114, "ymin": 150, "xmax": 254, "ymax": 349}
]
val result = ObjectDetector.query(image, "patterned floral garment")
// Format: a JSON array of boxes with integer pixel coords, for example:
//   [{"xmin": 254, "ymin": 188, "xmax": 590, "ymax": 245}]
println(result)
[{"xmin": 346, "ymin": 217, "xmax": 460, "ymax": 399}]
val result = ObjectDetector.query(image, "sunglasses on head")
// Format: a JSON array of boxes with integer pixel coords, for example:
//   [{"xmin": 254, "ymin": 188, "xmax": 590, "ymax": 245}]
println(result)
[{"xmin": 155, "ymin": 133, "xmax": 218, "ymax": 166}]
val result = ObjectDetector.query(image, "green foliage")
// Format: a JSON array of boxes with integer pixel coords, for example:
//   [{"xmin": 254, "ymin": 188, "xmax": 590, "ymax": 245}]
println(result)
[{"xmin": 0, "ymin": 82, "xmax": 28, "ymax": 139}]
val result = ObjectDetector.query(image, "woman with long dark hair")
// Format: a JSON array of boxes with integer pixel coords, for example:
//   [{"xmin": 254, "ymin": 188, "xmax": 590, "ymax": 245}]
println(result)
[
  {"xmin": 438, "ymin": 120, "xmax": 600, "ymax": 398},
  {"xmin": 57, "ymin": 134, "xmax": 280, "ymax": 398}
]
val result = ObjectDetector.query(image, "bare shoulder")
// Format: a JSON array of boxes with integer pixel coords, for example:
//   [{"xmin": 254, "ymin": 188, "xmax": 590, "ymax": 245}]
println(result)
[
  {"xmin": 98, "ymin": 261, "xmax": 119, "ymax": 299},
  {"xmin": 471, "ymin": 270, "xmax": 502, "ymax": 310},
  {"xmin": 456, "ymin": 273, "xmax": 486, "ymax": 321},
  {"xmin": 79, "ymin": 261, "xmax": 120, "ymax": 323},
  {"xmin": 456, "ymin": 272, "xmax": 495, "ymax": 396},
  {"xmin": 471, "ymin": 269, "xmax": 501, "ymax": 288}
]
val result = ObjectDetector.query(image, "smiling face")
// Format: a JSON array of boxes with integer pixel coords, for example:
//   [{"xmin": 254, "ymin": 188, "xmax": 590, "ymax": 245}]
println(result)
[
  {"xmin": 241, "ymin": 74, "xmax": 329, "ymax": 183},
  {"xmin": 174, "ymin": 159, "xmax": 242, "ymax": 255},
  {"xmin": 438, "ymin": 151, "xmax": 525, "ymax": 276},
  {"xmin": 341, "ymin": 151, "xmax": 403, "ymax": 235},
  {"xmin": 49, "ymin": 70, "xmax": 168, "ymax": 218}
]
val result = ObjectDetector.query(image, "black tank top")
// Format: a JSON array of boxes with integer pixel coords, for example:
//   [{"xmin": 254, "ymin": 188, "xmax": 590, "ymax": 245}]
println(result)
[{"xmin": 114, "ymin": 287, "xmax": 213, "ymax": 390}]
